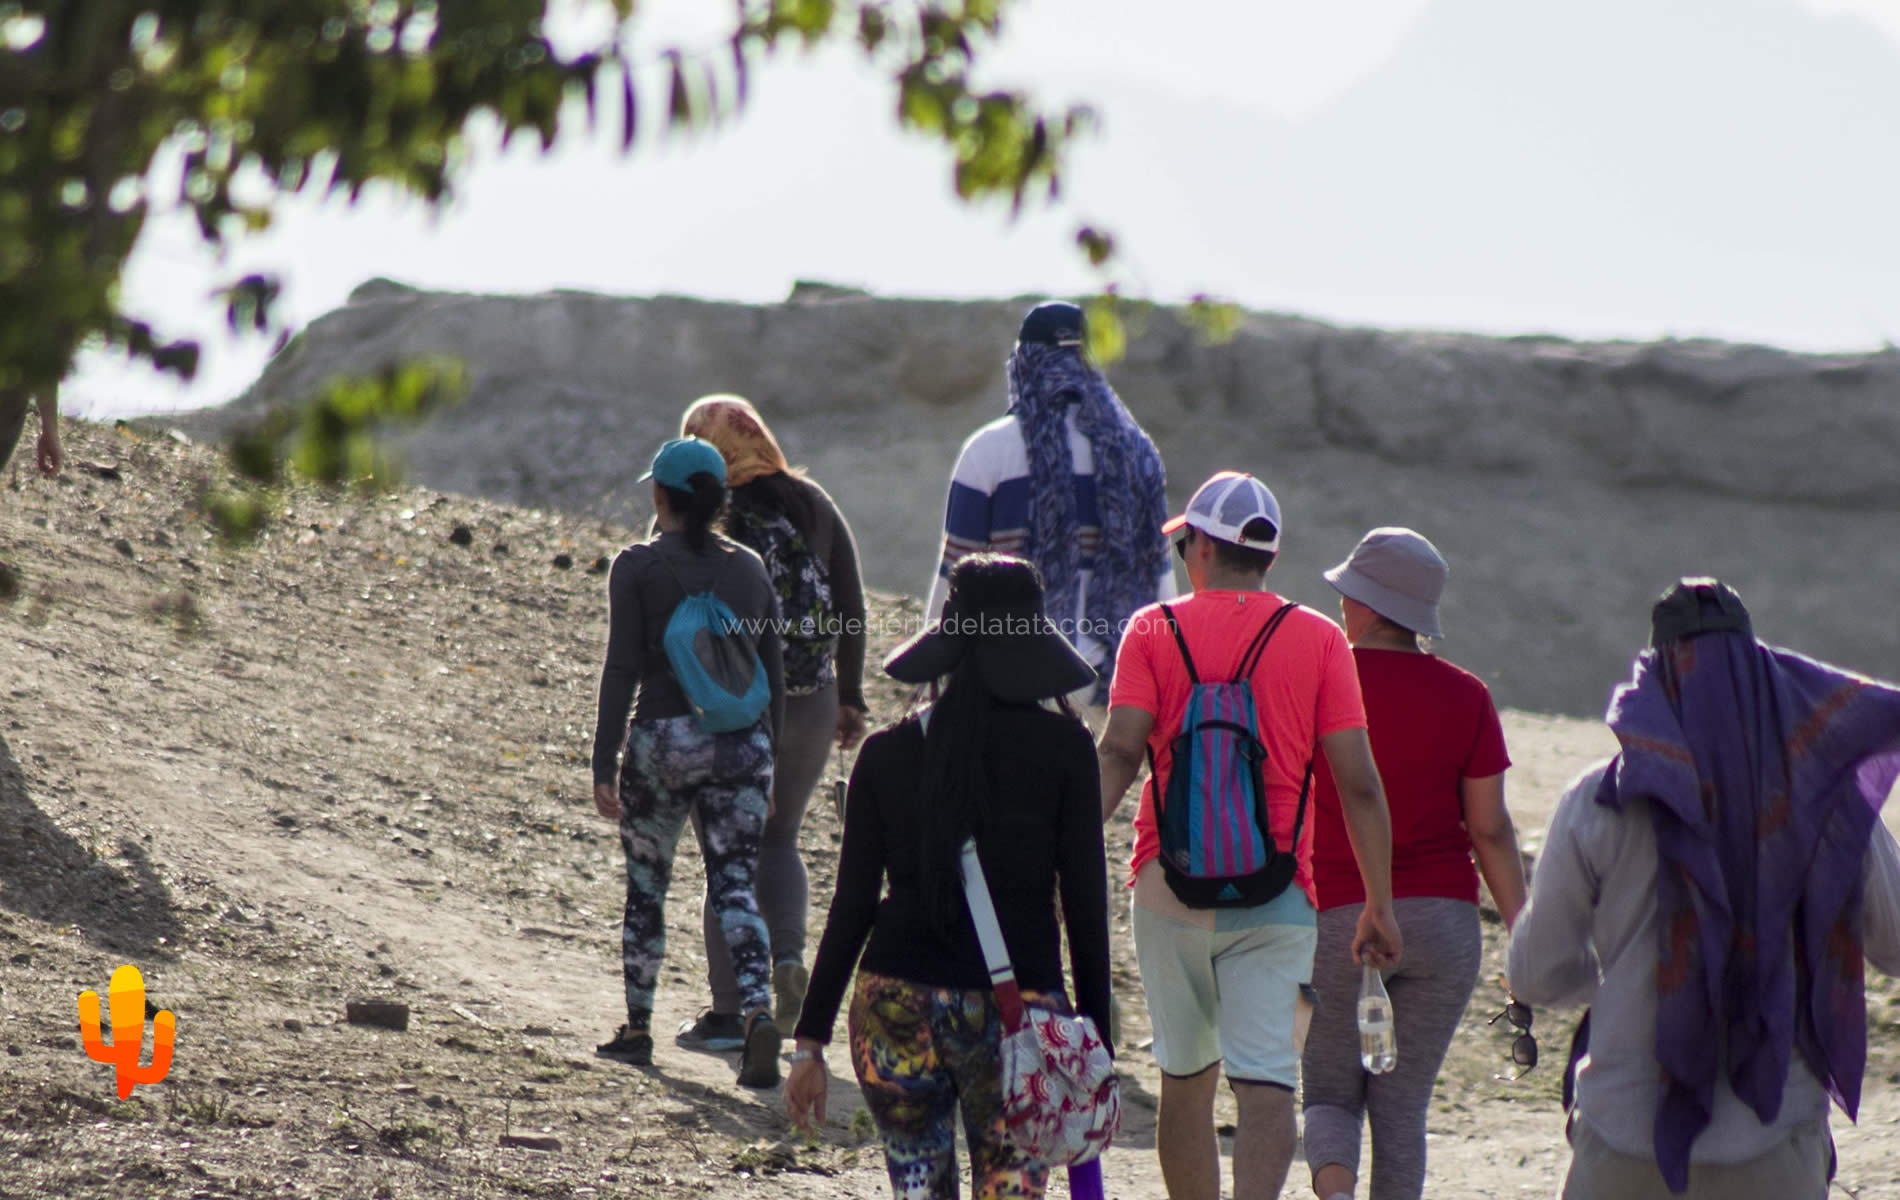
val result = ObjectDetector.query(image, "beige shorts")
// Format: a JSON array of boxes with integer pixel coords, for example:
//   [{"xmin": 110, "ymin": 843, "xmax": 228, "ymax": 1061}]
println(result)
[{"xmin": 1132, "ymin": 900, "xmax": 1315, "ymax": 1088}]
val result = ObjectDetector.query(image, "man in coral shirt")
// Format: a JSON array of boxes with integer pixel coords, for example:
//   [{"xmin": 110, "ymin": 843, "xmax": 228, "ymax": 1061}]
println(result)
[{"xmin": 1098, "ymin": 471, "xmax": 1402, "ymax": 1200}]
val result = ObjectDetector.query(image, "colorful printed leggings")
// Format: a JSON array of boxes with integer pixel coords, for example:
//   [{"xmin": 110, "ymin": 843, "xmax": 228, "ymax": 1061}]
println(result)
[
  {"xmin": 618, "ymin": 716, "xmax": 774, "ymax": 1027},
  {"xmin": 848, "ymin": 972, "xmax": 1065, "ymax": 1200}
]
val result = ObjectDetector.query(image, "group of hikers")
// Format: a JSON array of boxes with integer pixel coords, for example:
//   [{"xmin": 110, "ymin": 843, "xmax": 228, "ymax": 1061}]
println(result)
[
  {"xmin": 584, "ymin": 299, "xmax": 1900, "ymax": 1200},
  {"xmin": 9, "ymin": 307, "xmax": 1896, "ymax": 1200}
]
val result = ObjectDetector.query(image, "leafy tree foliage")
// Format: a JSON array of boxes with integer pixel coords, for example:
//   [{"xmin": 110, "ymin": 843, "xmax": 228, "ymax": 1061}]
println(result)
[
  {"xmin": 4, "ymin": 2, "xmax": 1241, "ymax": 541},
  {"xmin": 0, "ymin": 0, "xmax": 1103, "ymax": 398}
]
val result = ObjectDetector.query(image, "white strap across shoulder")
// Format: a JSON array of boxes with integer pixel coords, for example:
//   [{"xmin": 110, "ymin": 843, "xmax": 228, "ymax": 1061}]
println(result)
[
  {"xmin": 959, "ymin": 838, "xmax": 1016, "ymax": 986},
  {"xmin": 923, "ymin": 705, "xmax": 1029, "ymax": 1025}
]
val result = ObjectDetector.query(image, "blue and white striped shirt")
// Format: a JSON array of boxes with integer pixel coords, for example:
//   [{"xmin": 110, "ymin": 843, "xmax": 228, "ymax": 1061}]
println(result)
[{"xmin": 927, "ymin": 410, "xmax": 1176, "ymax": 670}]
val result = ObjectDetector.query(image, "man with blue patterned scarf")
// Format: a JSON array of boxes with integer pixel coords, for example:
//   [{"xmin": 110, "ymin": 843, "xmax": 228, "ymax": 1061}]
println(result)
[{"xmin": 926, "ymin": 301, "xmax": 1174, "ymax": 708}]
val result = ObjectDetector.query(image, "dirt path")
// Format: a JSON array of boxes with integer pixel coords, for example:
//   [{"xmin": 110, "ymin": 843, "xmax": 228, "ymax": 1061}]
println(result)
[{"xmin": 6, "ymin": 421, "xmax": 1900, "ymax": 1199}]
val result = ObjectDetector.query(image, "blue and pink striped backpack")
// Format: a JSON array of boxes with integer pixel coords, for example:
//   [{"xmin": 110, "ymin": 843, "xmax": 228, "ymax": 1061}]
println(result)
[{"xmin": 1148, "ymin": 601, "xmax": 1312, "ymax": 909}]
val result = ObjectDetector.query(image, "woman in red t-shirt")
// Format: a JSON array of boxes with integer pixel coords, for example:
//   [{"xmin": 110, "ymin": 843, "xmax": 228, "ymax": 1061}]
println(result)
[{"xmin": 1300, "ymin": 528, "xmax": 1530, "ymax": 1200}]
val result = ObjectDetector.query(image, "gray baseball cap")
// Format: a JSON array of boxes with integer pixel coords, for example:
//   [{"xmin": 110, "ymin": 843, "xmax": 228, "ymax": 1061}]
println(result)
[{"xmin": 1323, "ymin": 527, "xmax": 1448, "ymax": 639}]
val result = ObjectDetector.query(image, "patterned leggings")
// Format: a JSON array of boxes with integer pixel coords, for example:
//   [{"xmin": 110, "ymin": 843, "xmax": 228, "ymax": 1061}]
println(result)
[
  {"xmin": 849, "ymin": 972, "xmax": 1064, "ymax": 1200},
  {"xmin": 618, "ymin": 716, "xmax": 774, "ymax": 1027}
]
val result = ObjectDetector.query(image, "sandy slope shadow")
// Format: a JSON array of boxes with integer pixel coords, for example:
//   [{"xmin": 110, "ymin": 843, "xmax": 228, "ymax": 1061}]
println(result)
[
  {"xmin": 633, "ymin": 1060, "xmax": 790, "ymax": 1146},
  {"xmin": 0, "ymin": 733, "xmax": 180, "ymax": 958},
  {"xmin": 1109, "ymin": 1067, "xmax": 1161, "ymax": 1152}
]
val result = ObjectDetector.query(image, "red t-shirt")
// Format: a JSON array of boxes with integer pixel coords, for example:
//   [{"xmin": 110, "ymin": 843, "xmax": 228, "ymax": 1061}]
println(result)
[
  {"xmin": 1311, "ymin": 648, "xmax": 1512, "ymax": 910},
  {"xmin": 1111, "ymin": 590, "xmax": 1368, "ymax": 905}
]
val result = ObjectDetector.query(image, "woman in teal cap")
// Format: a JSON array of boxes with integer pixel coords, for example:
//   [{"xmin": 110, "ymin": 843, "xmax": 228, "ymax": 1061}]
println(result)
[{"xmin": 589, "ymin": 436, "xmax": 788, "ymax": 1086}]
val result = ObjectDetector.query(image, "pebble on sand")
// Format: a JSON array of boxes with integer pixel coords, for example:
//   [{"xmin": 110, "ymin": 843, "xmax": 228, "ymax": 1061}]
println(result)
[{"xmin": 344, "ymin": 999, "xmax": 411, "ymax": 1031}]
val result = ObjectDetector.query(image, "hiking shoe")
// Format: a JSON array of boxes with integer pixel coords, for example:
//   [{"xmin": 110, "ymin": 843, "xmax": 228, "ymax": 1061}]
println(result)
[
  {"xmin": 675, "ymin": 1009, "xmax": 746, "ymax": 1052},
  {"xmin": 737, "ymin": 1010, "xmax": 782, "ymax": 1088},
  {"xmin": 595, "ymin": 1025, "xmax": 653, "ymax": 1066},
  {"xmin": 773, "ymin": 961, "xmax": 809, "ymax": 1030}
]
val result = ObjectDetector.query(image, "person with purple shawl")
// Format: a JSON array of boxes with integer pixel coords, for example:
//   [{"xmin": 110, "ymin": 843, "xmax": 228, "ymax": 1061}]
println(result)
[
  {"xmin": 926, "ymin": 301, "xmax": 1173, "ymax": 708},
  {"xmin": 1508, "ymin": 578, "xmax": 1900, "ymax": 1199}
]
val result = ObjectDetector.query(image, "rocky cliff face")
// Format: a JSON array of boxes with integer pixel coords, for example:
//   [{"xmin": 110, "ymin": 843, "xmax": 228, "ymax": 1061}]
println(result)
[{"xmin": 175, "ymin": 280, "xmax": 1900, "ymax": 717}]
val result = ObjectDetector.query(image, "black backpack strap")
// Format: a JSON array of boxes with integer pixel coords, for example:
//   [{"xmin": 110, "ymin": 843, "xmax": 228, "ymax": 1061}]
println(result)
[
  {"xmin": 1234, "ymin": 601, "xmax": 1298, "ymax": 683},
  {"xmin": 1159, "ymin": 603, "xmax": 1199, "ymax": 685},
  {"xmin": 1563, "ymin": 1008, "xmax": 1590, "ymax": 1114},
  {"xmin": 1286, "ymin": 757, "xmax": 1313, "ymax": 851}
]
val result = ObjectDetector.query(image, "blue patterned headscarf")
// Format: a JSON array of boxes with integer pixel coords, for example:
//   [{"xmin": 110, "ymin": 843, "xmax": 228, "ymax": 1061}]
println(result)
[{"xmin": 1006, "ymin": 342, "xmax": 1168, "ymax": 694}]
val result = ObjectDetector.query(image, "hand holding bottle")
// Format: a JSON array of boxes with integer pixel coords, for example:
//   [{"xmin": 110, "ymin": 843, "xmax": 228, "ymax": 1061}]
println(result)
[{"xmin": 1358, "ymin": 962, "xmax": 1397, "ymax": 1075}]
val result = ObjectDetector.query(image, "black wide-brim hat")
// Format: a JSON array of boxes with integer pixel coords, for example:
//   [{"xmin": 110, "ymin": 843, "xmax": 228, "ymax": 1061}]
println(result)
[{"xmin": 884, "ymin": 598, "xmax": 1098, "ymax": 703}]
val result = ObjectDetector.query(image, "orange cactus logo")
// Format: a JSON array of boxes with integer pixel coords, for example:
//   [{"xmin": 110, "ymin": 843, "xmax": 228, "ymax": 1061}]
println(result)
[{"xmin": 77, "ymin": 965, "xmax": 176, "ymax": 1098}]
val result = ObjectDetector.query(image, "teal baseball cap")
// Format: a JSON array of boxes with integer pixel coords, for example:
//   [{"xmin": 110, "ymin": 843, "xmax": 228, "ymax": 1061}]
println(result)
[{"xmin": 639, "ymin": 437, "xmax": 728, "ymax": 490}]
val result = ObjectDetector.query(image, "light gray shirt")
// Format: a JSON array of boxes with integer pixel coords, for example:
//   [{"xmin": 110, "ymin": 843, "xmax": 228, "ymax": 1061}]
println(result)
[{"xmin": 1508, "ymin": 760, "xmax": 1900, "ymax": 1164}]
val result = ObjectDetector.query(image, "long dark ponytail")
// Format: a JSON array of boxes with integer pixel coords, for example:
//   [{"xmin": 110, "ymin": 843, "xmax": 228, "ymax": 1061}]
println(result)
[
  {"xmin": 728, "ymin": 469, "xmax": 818, "ymax": 545},
  {"xmin": 661, "ymin": 470, "xmax": 728, "ymax": 554},
  {"xmin": 916, "ymin": 658, "xmax": 996, "ymax": 937}
]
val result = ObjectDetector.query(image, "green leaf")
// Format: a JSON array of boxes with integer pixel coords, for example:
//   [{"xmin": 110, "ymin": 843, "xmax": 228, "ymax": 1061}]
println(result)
[
  {"xmin": 1184, "ymin": 295, "xmax": 1243, "ymax": 344},
  {"xmin": 1084, "ymin": 295, "xmax": 1126, "ymax": 364},
  {"xmin": 666, "ymin": 51, "xmax": 692, "ymax": 129}
]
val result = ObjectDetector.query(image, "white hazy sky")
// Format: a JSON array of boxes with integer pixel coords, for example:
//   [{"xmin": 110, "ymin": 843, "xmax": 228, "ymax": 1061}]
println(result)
[{"xmin": 63, "ymin": 0, "xmax": 1900, "ymax": 418}]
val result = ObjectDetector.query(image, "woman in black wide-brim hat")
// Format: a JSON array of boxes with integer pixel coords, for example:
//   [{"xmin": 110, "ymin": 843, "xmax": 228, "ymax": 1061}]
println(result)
[{"xmin": 784, "ymin": 553, "xmax": 1114, "ymax": 1198}]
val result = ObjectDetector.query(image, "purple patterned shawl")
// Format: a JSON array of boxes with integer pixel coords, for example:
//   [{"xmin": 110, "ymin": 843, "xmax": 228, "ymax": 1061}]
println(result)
[{"xmin": 1597, "ymin": 634, "xmax": 1900, "ymax": 1192}]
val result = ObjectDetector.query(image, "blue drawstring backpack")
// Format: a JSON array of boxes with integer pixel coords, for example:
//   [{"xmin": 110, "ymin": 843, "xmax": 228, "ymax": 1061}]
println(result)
[
  {"xmin": 1148, "ymin": 601, "xmax": 1312, "ymax": 909},
  {"xmin": 659, "ymin": 550, "xmax": 771, "ymax": 733}
]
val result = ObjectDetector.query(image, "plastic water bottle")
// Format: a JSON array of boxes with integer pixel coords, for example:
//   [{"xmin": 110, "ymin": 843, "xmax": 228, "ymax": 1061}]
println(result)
[{"xmin": 1358, "ymin": 963, "xmax": 1397, "ymax": 1074}]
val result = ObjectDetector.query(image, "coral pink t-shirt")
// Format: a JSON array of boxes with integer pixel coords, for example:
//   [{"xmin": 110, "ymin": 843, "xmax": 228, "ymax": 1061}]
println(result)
[
  {"xmin": 1311, "ymin": 648, "xmax": 1512, "ymax": 910},
  {"xmin": 1110, "ymin": 590, "xmax": 1367, "ymax": 905}
]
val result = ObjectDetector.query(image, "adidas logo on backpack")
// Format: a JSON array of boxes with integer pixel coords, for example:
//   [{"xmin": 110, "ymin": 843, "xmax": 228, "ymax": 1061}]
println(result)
[{"xmin": 1148, "ymin": 601, "xmax": 1313, "ymax": 910}]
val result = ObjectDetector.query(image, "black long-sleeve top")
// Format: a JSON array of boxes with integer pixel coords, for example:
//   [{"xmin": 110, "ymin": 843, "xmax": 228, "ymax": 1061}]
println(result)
[
  {"xmin": 793, "ymin": 704, "xmax": 1113, "ymax": 1050},
  {"xmin": 590, "ymin": 532, "xmax": 785, "ymax": 785}
]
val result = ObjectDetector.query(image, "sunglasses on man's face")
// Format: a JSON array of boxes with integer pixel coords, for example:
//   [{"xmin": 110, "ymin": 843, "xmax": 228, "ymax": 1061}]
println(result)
[{"xmin": 1488, "ymin": 999, "xmax": 1538, "ymax": 1081}]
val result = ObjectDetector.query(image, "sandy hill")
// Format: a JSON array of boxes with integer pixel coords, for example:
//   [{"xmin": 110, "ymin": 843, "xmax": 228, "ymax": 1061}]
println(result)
[
  {"xmin": 5, "ymin": 420, "xmax": 1900, "ymax": 1199},
  {"xmin": 168, "ymin": 281, "xmax": 1900, "ymax": 721}
]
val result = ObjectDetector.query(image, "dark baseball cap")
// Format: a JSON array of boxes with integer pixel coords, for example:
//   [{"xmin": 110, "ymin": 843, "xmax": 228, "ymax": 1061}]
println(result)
[
  {"xmin": 1649, "ymin": 578, "xmax": 1752, "ymax": 648},
  {"xmin": 1017, "ymin": 301, "xmax": 1087, "ymax": 348}
]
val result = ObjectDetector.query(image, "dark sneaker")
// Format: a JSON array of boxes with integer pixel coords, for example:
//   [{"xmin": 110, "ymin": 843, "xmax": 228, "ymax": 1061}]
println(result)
[
  {"xmin": 772, "ymin": 961, "xmax": 809, "ymax": 1031},
  {"xmin": 675, "ymin": 1010, "xmax": 746, "ymax": 1052},
  {"xmin": 736, "ymin": 1010, "xmax": 781, "ymax": 1088},
  {"xmin": 595, "ymin": 1025, "xmax": 653, "ymax": 1066}
]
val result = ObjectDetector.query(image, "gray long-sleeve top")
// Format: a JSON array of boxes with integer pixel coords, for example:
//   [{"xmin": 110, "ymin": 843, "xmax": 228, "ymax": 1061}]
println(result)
[
  {"xmin": 590, "ymin": 532, "xmax": 785, "ymax": 785},
  {"xmin": 1507, "ymin": 761, "xmax": 1900, "ymax": 1164}
]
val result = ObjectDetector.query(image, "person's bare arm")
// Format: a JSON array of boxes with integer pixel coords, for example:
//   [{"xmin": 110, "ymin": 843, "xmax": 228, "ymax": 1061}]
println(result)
[
  {"xmin": 1319, "ymin": 726, "xmax": 1403, "ymax": 966},
  {"xmin": 1097, "ymin": 705, "xmax": 1154, "ymax": 825},
  {"xmin": 1463, "ymin": 771, "xmax": 1529, "ymax": 931}
]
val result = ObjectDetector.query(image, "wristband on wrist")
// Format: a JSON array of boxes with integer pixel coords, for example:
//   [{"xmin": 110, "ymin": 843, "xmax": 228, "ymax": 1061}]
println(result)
[{"xmin": 789, "ymin": 1046, "xmax": 826, "ymax": 1066}]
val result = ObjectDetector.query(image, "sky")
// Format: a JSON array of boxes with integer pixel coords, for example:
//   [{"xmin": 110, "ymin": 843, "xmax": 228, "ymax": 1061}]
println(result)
[{"xmin": 60, "ymin": 0, "xmax": 1900, "ymax": 418}]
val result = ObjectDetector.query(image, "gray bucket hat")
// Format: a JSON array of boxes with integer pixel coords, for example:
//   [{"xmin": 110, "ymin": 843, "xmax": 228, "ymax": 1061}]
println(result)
[{"xmin": 1323, "ymin": 527, "xmax": 1448, "ymax": 639}]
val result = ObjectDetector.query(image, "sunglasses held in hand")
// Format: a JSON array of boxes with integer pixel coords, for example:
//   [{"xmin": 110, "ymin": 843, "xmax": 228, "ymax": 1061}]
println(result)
[{"xmin": 1489, "ymin": 998, "xmax": 1538, "ymax": 1082}]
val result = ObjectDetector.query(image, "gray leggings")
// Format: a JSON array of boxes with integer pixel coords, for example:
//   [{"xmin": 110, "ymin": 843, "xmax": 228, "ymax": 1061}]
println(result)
[
  {"xmin": 697, "ymin": 683, "xmax": 838, "ymax": 1013},
  {"xmin": 1301, "ymin": 897, "xmax": 1482, "ymax": 1200}
]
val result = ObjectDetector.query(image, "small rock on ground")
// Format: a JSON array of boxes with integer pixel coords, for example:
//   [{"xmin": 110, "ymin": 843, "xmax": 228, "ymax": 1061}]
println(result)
[{"xmin": 344, "ymin": 999, "xmax": 411, "ymax": 1031}]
